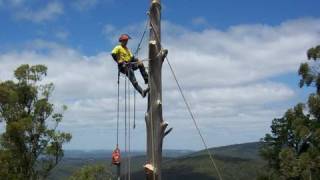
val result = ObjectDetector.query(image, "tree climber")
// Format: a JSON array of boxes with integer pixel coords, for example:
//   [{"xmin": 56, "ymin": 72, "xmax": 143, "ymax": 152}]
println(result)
[{"xmin": 111, "ymin": 34, "xmax": 149, "ymax": 97}]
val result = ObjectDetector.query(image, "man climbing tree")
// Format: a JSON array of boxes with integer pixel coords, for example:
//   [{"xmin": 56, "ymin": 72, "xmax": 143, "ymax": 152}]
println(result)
[
  {"xmin": 111, "ymin": 34, "xmax": 149, "ymax": 97},
  {"xmin": 259, "ymin": 45, "xmax": 320, "ymax": 179},
  {"xmin": 0, "ymin": 64, "xmax": 72, "ymax": 180}
]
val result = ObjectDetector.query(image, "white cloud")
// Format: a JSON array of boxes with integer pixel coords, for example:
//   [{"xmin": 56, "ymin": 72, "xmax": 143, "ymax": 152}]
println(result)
[
  {"xmin": 191, "ymin": 17, "xmax": 208, "ymax": 26},
  {"xmin": 72, "ymin": 0, "xmax": 98, "ymax": 10},
  {"xmin": 102, "ymin": 24, "xmax": 117, "ymax": 42},
  {"xmin": 15, "ymin": 2, "xmax": 63, "ymax": 23},
  {"xmin": 160, "ymin": 18, "xmax": 320, "ymax": 89},
  {"xmin": 72, "ymin": 0, "xmax": 114, "ymax": 11},
  {"xmin": 1, "ymin": 18, "xmax": 320, "ymax": 149},
  {"xmin": 164, "ymin": 83, "xmax": 294, "ymax": 113},
  {"xmin": 55, "ymin": 30, "xmax": 69, "ymax": 40},
  {"xmin": 103, "ymin": 24, "xmax": 116, "ymax": 34},
  {"xmin": 0, "ymin": 0, "xmax": 25, "ymax": 7}
]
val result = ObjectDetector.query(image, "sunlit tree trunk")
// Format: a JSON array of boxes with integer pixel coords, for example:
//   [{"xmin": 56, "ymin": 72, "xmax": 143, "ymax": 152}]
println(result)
[{"xmin": 145, "ymin": 0, "xmax": 169, "ymax": 179}]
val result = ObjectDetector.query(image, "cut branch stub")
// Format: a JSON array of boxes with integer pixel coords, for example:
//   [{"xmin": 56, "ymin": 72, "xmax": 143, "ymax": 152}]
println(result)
[
  {"xmin": 159, "ymin": 49, "xmax": 168, "ymax": 63},
  {"xmin": 164, "ymin": 128, "xmax": 173, "ymax": 137}
]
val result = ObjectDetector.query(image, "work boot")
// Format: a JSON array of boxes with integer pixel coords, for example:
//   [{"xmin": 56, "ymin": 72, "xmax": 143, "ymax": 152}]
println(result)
[
  {"xmin": 144, "ymin": 77, "xmax": 148, "ymax": 84},
  {"xmin": 141, "ymin": 87, "xmax": 150, "ymax": 98},
  {"xmin": 133, "ymin": 82, "xmax": 148, "ymax": 98}
]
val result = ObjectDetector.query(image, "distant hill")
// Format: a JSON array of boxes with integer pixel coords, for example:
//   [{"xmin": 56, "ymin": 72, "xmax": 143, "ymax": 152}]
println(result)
[
  {"xmin": 133, "ymin": 142, "xmax": 265, "ymax": 180},
  {"xmin": 63, "ymin": 149, "xmax": 193, "ymax": 159},
  {"xmin": 48, "ymin": 142, "xmax": 265, "ymax": 180},
  {"xmin": 191, "ymin": 141, "xmax": 263, "ymax": 160},
  {"xmin": 48, "ymin": 149, "xmax": 192, "ymax": 180}
]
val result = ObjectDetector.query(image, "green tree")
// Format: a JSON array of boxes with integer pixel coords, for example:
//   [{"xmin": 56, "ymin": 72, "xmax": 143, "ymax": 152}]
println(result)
[
  {"xmin": 69, "ymin": 164, "xmax": 114, "ymax": 180},
  {"xmin": 260, "ymin": 46, "xmax": 320, "ymax": 180},
  {"xmin": 0, "ymin": 64, "xmax": 72, "ymax": 180},
  {"xmin": 299, "ymin": 45, "xmax": 320, "ymax": 93}
]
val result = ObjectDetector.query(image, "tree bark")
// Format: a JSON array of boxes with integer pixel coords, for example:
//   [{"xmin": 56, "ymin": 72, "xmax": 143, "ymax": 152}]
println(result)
[{"xmin": 145, "ymin": 0, "xmax": 170, "ymax": 180}]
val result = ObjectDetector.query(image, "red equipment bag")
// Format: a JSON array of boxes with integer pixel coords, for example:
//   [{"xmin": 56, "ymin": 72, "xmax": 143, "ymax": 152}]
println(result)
[{"xmin": 112, "ymin": 147, "xmax": 121, "ymax": 165}]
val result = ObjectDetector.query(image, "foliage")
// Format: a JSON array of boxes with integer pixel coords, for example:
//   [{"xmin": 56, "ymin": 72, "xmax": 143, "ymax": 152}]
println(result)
[
  {"xmin": 299, "ymin": 45, "xmax": 320, "ymax": 93},
  {"xmin": 0, "ymin": 64, "xmax": 72, "ymax": 180},
  {"xmin": 260, "ymin": 46, "xmax": 320, "ymax": 179},
  {"xmin": 69, "ymin": 164, "xmax": 114, "ymax": 180}
]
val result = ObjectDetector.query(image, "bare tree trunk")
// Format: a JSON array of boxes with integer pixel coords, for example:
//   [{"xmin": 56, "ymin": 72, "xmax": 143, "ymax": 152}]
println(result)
[{"xmin": 144, "ymin": 0, "xmax": 170, "ymax": 180}]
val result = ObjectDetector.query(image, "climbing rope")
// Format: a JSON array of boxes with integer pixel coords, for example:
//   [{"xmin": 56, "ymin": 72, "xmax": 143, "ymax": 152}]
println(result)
[
  {"xmin": 133, "ymin": 89, "xmax": 136, "ymax": 129},
  {"xmin": 113, "ymin": 15, "xmax": 149, "ymax": 180},
  {"xmin": 112, "ymin": 10, "xmax": 151, "ymax": 180},
  {"xmin": 126, "ymin": 17, "xmax": 149, "ymax": 177},
  {"xmin": 148, "ymin": 15, "xmax": 224, "ymax": 180},
  {"xmin": 113, "ymin": 6, "xmax": 222, "ymax": 180},
  {"xmin": 113, "ymin": 4, "xmax": 224, "ymax": 179},
  {"xmin": 134, "ymin": 18, "xmax": 149, "ymax": 57},
  {"xmin": 124, "ymin": 74, "xmax": 128, "ymax": 180},
  {"xmin": 128, "ymin": 65, "xmax": 132, "ymax": 180},
  {"xmin": 117, "ymin": 70, "xmax": 120, "ymax": 146},
  {"xmin": 113, "ymin": 70, "xmax": 121, "ymax": 180},
  {"xmin": 132, "ymin": 15, "xmax": 149, "ymax": 130},
  {"xmin": 166, "ymin": 56, "xmax": 223, "ymax": 180},
  {"xmin": 116, "ymin": 68, "xmax": 134, "ymax": 180},
  {"xmin": 113, "ymin": 11, "xmax": 223, "ymax": 180}
]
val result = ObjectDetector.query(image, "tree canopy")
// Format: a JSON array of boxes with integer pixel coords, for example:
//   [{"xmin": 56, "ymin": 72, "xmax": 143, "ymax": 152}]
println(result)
[
  {"xmin": 0, "ymin": 64, "xmax": 72, "ymax": 180},
  {"xmin": 260, "ymin": 46, "xmax": 320, "ymax": 180},
  {"xmin": 69, "ymin": 164, "xmax": 114, "ymax": 180}
]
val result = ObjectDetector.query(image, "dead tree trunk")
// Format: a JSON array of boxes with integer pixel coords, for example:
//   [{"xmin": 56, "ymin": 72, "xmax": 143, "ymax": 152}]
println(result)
[{"xmin": 144, "ymin": 0, "xmax": 170, "ymax": 180}]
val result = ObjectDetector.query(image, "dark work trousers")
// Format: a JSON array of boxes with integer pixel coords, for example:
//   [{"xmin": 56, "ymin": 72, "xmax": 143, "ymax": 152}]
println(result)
[{"xmin": 118, "ymin": 59, "xmax": 148, "ymax": 95}]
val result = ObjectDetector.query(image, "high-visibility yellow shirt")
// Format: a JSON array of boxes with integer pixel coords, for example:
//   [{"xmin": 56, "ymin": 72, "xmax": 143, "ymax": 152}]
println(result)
[{"xmin": 111, "ymin": 45, "xmax": 133, "ymax": 63}]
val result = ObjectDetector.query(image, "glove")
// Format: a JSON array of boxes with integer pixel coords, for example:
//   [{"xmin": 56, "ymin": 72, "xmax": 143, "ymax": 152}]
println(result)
[{"xmin": 137, "ymin": 60, "xmax": 143, "ymax": 66}]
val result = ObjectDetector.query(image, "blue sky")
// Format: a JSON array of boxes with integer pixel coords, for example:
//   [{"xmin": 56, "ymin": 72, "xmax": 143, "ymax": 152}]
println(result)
[
  {"xmin": 1, "ymin": 0, "xmax": 319, "ymax": 55},
  {"xmin": 0, "ymin": 0, "xmax": 320, "ymax": 150}
]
